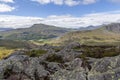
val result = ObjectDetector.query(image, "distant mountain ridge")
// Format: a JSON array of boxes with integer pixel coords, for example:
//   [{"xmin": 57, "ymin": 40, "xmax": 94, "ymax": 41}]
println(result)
[
  {"xmin": 78, "ymin": 25, "xmax": 101, "ymax": 31},
  {"xmin": 0, "ymin": 28, "xmax": 13, "ymax": 31},
  {"xmin": 103, "ymin": 23, "xmax": 120, "ymax": 33},
  {"xmin": 0, "ymin": 24, "xmax": 71, "ymax": 40},
  {"xmin": 53, "ymin": 23, "xmax": 120, "ymax": 45}
]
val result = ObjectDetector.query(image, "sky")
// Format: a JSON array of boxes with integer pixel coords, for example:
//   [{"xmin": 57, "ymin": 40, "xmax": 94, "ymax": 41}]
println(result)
[{"xmin": 0, "ymin": 0, "xmax": 120, "ymax": 28}]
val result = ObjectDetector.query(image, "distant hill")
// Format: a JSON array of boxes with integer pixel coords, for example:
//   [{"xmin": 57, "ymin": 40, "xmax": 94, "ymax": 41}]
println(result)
[
  {"xmin": 0, "ymin": 24, "xmax": 70, "ymax": 40},
  {"xmin": 0, "ymin": 28, "xmax": 13, "ymax": 31},
  {"xmin": 53, "ymin": 23, "xmax": 120, "ymax": 46},
  {"xmin": 78, "ymin": 25, "xmax": 101, "ymax": 31}
]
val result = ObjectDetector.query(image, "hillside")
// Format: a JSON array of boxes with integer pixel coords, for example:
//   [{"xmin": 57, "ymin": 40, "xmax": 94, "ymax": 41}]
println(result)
[
  {"xmin": 0, "ymin": 39, "xmax": 37, "ymax": 59},
  {"xmin": 103, "ymin": 23, "xmax": 120, "ymax": 33},
  {"xmin": 0, "ymin": 39, "xmax": 37, "ymax": 49},
  {"xmin": 0, "ymin": 24, "xmax": 70, "ymax": 40},
  {"xmin": 53, "ymin": 23, "xmax": 120, "ymax": 46}
]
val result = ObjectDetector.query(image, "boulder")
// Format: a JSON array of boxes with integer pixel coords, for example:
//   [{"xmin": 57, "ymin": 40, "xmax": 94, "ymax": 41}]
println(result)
[
  {"xmin": 0, "ymin": 42, "xmax": 120, "ymax": 80},
  {"xmin": 65, "ymin": 42, "xmax": 81, "ymax": 49},
  {"xmin": 51, "ymin": 69, "xmax": 86, "ymax": 80},
  {"xmin": 46, "ymin": 62, "xmax": 62, "ymax": 73}
]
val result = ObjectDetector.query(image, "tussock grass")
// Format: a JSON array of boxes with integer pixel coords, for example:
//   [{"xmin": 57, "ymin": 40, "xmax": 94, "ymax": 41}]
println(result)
[{"xmin": 0, "ymin": 47, "xmax": 14, "ymax": 59}]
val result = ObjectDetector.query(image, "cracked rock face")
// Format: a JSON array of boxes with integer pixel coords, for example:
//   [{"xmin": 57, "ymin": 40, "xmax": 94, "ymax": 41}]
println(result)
[
  {"xmin": 0, "ymin": 42, "xmax": 120, "ymax": 80},
  {"xmin": 88, "ymin": 55, "xmax": 120, "ymax": 80}
]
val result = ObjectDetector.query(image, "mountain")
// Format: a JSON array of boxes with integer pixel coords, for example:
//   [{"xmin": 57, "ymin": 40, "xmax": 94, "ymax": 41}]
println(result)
[
  {"xmin": 103, "ymin": 23, "xmax": 120, "ymax": 33},
  {"xmin": 0, "ymin": 24, "xmax": 71, "ymax": 40},
  {"xmin": 0, "ymin": 28, "xmax": 13, "ymax": 31},
  {"xmin": 53, "ymin": 23, "xmax": 120, "ymax": 45},
  {"xmin": 78, "ymin": 25, "xmax": 101, "ymax": 31}
]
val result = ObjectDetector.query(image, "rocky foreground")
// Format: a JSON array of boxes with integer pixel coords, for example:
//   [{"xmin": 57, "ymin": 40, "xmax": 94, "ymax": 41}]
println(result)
[{"xmin": 0, "ymin": 42, "xmax": 120, "ymax": 80}]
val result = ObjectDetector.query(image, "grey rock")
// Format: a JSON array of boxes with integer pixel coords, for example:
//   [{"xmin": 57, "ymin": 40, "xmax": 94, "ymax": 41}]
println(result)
[
  {"xmin": 24, "ymin": 58, "xmax": 49, "ymax": 80},
  {"xmin": 88, "ymin": 55, "xmax": 120, "ymax": 80},
  {"xmin": 0, "ymin": 42, "xmax": 120, "ymax": 80},
  {"xmin": 65, "ymin": 58, "xmax": 83, "ymax": 70},
  {"xmin": 47, "ymin": 62, "xmax": 62, "ymax": 73},
  {"xmin": 65, "ymin": 42, "xmax": 81, "ymax": 49},
  {"xmin": 51, "ymin": 69, "xmax": 86, "ymax": 80}
]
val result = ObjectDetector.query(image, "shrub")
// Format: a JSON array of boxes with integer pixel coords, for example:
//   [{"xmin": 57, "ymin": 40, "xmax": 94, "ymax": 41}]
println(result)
[
  {"xmin": 53, "ymin": 47, "xmax": 62, "ymax": 52},
  {"xmin": 27, "ymin": 49, "xmax": 47, "ymax": 57},
  {"xmin": 46, "ymin": 54, "xmax": 63, "ymax": 63},
  {"xmin": 76, "ymin": 45, "xmax": 120, "ymax": 58}
]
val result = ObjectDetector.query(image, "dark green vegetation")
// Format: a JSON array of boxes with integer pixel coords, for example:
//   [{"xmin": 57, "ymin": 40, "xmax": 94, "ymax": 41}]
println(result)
[
  {"xmin": 46, "ymin": 54, "xmax": 64, "ymax": 63},
  {"xmin": 73, "ymin": 45, "xmax": 120, "ymax": 58},
  {"xmin": 27, "ymin": 49, "xmax": 47, "ymax": 57},
  {"xmin": 0, "ymin": 39, "xmax": 36, "ymax": 49},
  {"xmin": 0, "ymin": 24, "xmax": 71, "ymax": 40}
]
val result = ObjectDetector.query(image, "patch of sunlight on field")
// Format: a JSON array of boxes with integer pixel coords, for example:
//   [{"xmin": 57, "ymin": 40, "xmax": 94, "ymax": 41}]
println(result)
[
  {"xmin": 0, "ymin": 47, "xmax": 14, "ymax": 59},
  {"xmin": 29, "ymin": 39, "xmax": 59, "ymax": 46}
]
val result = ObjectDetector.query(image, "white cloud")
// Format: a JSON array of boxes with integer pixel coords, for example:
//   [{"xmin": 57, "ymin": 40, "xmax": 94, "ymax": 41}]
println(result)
[
  {"xmin": 64, "ymin": 0, "xmax": 80, "ymax": 6},
  {"xmin": 0, "ymin": 15, "xmax": 43, "ymax": 28},
  {"xmin": 0, "ymin": 11, "xmax": 120, "ymax": 28},
  {"xmin": 0, "ymin": 3, "xmax": 15, "ymax": 12},
  {"xmin": 43, "ymin": 11, "xmax": 120, "ymax": 28},
  {"xmin": 31, "ymin": 0, "xmax": 50, "ymax": 4},
  {"xmin": 0, "ymin": 0, "xmax": 14, "ymax": 3},
  {"xmin": 82, "ymin": 0, "xmax": 97, "ymax": 4},
  {"xmin": 51, "ymin": 0, "xmax": 63, "ymax": 5},
  {"xmin": 31, "ymin": 0, "xmax": 98, "ymax": 6}
]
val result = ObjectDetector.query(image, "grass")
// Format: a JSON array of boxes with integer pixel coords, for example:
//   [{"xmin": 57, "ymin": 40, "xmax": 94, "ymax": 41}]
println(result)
[
  {"xmin": 0, "ymin": 47, "xmax": 14, "ymax": 59},
  {"xmin": 49, "ymin": 28, "xmax": 120, "ymax": 46},
  {"xmin": 29, "ymin": 28, "xmax": 120, "ymax": 46},
  {"xmin": 30, "ymin": 39, "xmax": 61, "ymax": 46},
  {"xmin": 0, "ymin": 39, "xmax": 35, "ymax": 49},
  {"xmin": 0, "ymin": 39, "xmax": 36, "ymax": 59}
]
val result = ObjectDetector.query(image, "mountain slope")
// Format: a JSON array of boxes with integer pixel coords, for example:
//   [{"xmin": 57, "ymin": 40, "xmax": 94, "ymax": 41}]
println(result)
[
  {"xmin": 78, "ymin": 25, "xmax": 101, "ymax": 31},
  {"xmin": 53, "ymin": 23, "xmax": 120, "ymax": 45},
  {"xmin": 0, "ymin": 39, "xmax": 36, "ymax": 49},
  {"xmin": 0, "ymin": 24, "xmax": 70, "ymax": 40},
  {"xmin": 103, "ymin": 23, "xmax": 120, "ymax": 33}
]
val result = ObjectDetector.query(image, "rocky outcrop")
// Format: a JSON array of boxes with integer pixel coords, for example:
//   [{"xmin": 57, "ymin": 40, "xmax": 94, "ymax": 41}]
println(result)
[
  {"xmin": 88, "ymin": 55, "xmax": 120, "ymax": 80},
  {"xmin": 105, "ymin": 23, "xmax": 120, "ymax": 33},
  {"xmin": 0, "ymin": 42, "xmax": 120, "ymax": 80}
]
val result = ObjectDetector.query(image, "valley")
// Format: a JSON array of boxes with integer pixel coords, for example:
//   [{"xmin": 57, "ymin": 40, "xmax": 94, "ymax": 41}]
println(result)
[
  {"xmin": 0, "ymin": 23, "xmax": 120, "ymax": 80},
  {"xmin": 0, "ymin": 1, "xmax": 120, "ymax": 80}
]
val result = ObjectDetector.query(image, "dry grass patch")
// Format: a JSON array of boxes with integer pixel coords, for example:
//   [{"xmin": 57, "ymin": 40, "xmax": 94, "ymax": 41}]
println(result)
[{"xmin": 0, "ymin": 47, "xmax": 14, "ymax": 59}]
